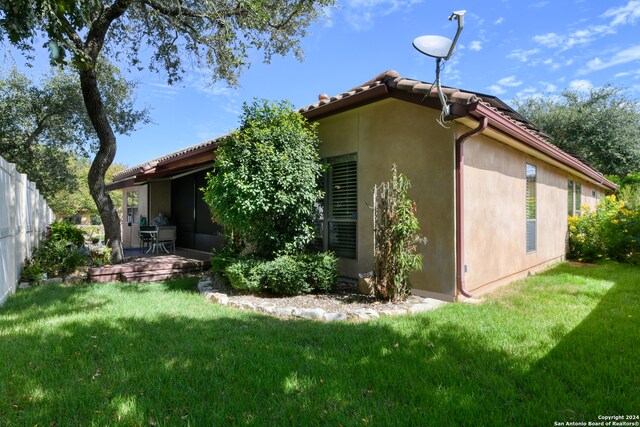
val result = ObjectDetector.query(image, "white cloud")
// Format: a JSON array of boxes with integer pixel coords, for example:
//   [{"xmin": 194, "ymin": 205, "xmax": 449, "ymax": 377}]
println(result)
[
  {"xmin": 494, "ymin": 17, "xmax": 504, "ymax": 25},
  {"xmin": 486, "ymin": 84, "xmax": 506, "ymax": 95},
  {"xmin": 533, "ymin": 32, "xmax": 563, "ymax": 48},
  {"xmin": 542, "ymin": 82, "xmax": 557, "ymax": 92},
  {"xmin": 614, "ymin": 71, "xmax": 632, "ymax": 78},
  {"xmin": 569, "ymin": 79, "xmax": 593, "ymax": 92},
  {"xmin": 507, "ymin": 48, "xmax": 540, "ymax": 62},
  {"xmin": 583, "ymin": 44, "xmax": 640, "ymax": 73},
  {"xmin": 340, "ymin": 0, "xmax": 424, "ymax": 31},
  {"xmin": 601, "ymin": 0, "xmax": 640, "ymax": 26},
  {"xmin": 469, "ymin": 41, "xmax": 483, "ymax": 51},
  {"xmin": 497, "ymin": 76, "xmax": 523, "ymax": 87},
  {"xmin": 529, "ymin": 1, "xmax": 549, "ymax": 8}
]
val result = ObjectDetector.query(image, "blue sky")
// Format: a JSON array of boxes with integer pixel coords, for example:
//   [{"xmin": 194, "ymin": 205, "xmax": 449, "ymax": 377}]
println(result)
[{"xmin": 6, "ymin": 0, "xmax": 640, "ymax": 168}]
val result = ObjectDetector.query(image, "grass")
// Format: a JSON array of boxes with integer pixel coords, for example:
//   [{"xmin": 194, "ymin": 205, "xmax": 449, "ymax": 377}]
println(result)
[{"xmin": 0, "ymin": 262, "xmax": 638, "ymax": 426}]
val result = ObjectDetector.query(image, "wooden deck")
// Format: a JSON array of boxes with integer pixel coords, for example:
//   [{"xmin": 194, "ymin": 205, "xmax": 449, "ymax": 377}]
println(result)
[{"xmin": 88, "ymin": 248, "xmax": 211, "ymax": 283}]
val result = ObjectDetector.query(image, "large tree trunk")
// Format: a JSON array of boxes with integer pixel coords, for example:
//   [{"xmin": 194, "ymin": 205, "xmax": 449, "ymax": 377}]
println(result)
[{"xmin": 79, "ymin": 67, "xmax": 124, "ymax": 263}]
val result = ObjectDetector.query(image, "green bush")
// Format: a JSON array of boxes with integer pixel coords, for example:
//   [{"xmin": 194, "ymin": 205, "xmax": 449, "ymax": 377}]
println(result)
[
  {"xmin": 20, "ymin": 239, "xmax": 88, "ymax": 281},
  {"xmin": 263, "ymin": 255, "xmax": 311, "ymax": 295},
  {"xmin": 89, "ymin": 244, "xmax": 112, "ymax": 266},
  {"xmin": 203, "ymin": 99, "xmax": 323, "ymax": 257},
  {"xmin": 302, "ymin": 252, "xmax": 338, "ymax": 292},
  {"xmin": 568, "ymin": 195, "xmax": 640, "ymax": 264},
  {"xmin": 50, "ymin": 221, "xmax": 85, "ymax": 247},
  {"xmin": 211, "ymin": 243, "xmax": 243, "ymax": 273},
  {"xmin": 225, "ymin": 257, "xmax": 267, "ymax": 292},
  {"xmin": 223, "ymin": 252, "xmax": 338, "ymax": 295}
]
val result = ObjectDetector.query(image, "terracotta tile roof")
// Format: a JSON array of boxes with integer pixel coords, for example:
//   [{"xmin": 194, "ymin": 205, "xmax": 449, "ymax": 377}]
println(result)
[
  {"xmin": 111, "ymin": 70, "xmax": 615, "ymax": 190},
  {"xmin": 112, "ymin": 135, "xmax": 225, "ymax": 181}
]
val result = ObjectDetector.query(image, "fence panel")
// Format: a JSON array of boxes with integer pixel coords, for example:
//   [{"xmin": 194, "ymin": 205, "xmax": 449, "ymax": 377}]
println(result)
[{"xmin": 0, "ymin": 155, "xmax": 53, "ymax": 305}]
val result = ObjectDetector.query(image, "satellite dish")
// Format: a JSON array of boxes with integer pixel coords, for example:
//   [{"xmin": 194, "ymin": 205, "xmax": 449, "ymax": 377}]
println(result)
[
  {"xmin": 413, "ymin": 35, "xmax": 455, "ymax": 59},
  {"xmin": 412, "ymin": 10, "xmax": 466, "ymax": 61},
  {"xmin": 412, "ymin": 10, "xmax": 467, "ymax": 127}
]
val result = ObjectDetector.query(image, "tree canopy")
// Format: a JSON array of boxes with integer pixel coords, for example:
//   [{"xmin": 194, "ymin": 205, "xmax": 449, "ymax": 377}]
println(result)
[
  {"xmin": 514, "ymin": 85, "xmax": 640, "ymax": 177},
  {"xmin": 0, "ymin": 0, "xmax": 333, "ymax": 262},
  {"xmin": 48, "ymin": 157, "xmax": 126, "ymax": 219},
  {"xmin": 0, "ymin": 65, "xmax": 146, "ymax": 200},
  {"xmin": 203, "ymin": 99, "xmax": 323, "ymax": 257}
]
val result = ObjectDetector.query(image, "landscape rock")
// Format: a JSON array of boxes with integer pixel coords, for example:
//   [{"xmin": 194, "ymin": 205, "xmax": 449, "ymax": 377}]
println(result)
[
  {"xmin": 323, "ymin": 312, "xmax": 348, "ymax": 322},
  {"xmin": 296, "ymin": 308, "xmax": 325, "ymax": 320},
  {"xmin": 256, "ymin": 304, "xmax": 276, "ymax": 314},
  {"xmin": 210, "ymin": 293, "xmax": 229, "ymax": 305},
  {"xmin": 41, "ymin": 277, "xmax": 63, "ymax": 285},
  {"xmin": 64, "ymin": 275, "xmax": 86, "ymax": 285},
  {"xmin": 350, "ymin": 308, "xmax": 380, "ymax": 321},
  {"xmin": 18, "ymin": 282, "xmax": 30, "ymax": 289},
  {"xmin": 238, "ymin": 301, "xmax": 256, "ymax": 311},
  {"xmin": 379, "ymin": 308, "xmax": 408, "ymax": 317},
  {"xmin": 273, "ymin": 307, "xmax": 296, "ymax": 317}
]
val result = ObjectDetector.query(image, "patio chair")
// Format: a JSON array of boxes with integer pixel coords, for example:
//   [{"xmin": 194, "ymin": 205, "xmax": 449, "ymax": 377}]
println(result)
[
  {"xmin": 156, "ymin": 226, "xmax": 177, "ymax": 253},
  {"xmin": 139, "ymin": 225, "xmax": 157, "ymax": 253}
]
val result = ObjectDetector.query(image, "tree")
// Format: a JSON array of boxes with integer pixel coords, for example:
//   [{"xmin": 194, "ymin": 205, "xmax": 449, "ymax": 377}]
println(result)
[
  {"xmin": 203, "ymin": 99, "xmax": 322, "ymax": 257},
  {"xmin": 0, "ymin": 65, "xmax": 146, "ymax": 200},
  {"xmin": 0, "ymin": 0, "xmax": 333, "ymax": 262},
  {"xmin": 514, "ymin": 85, "xmax": 640, "ymax": 177},
  {"xmin": 48, "ymin": 157, "xmax": 126, "ymax": 220}
]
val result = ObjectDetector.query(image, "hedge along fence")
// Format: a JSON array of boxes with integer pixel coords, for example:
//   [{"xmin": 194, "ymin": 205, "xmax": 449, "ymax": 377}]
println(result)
[{"xmin": 0, "ymin": 155, "xmax": 54, "ymax": 305}]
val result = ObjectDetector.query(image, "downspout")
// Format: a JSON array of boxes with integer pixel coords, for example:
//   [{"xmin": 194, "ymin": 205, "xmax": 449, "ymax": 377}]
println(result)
[{"xmin": 455, "ymin": 115, "xmax": 488, "ymax": 298}]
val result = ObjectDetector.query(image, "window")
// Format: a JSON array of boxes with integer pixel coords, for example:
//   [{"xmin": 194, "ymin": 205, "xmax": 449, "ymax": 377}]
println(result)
[
  {"xmin": 324, "ymin": 154, "xmax": 357, "ymax": 259},
  {"xmin": 526, "ymin": 163, "xmax": 537, "ymax": 253},
  {"xmin": 126, "ymin": 191, "xmax": 139, "ymax": 225},
  {"xmin": 568, "ymin": 180, "xmax": 574, "ymax": 216},
  {"xmin": 574, "ymin": 182, "xmax": 582, "ymax": 216}
]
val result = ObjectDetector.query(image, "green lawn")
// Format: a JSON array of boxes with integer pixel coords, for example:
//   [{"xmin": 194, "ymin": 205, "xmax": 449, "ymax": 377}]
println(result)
[{"xmin": 1, "ymin": 262, "xmax": 638, "ymax": 426}]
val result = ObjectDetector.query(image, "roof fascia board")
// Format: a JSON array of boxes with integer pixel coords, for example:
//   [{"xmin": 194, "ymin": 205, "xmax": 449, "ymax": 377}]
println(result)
[{"xmin": 463, "ymin": 105, "xmax": 616, "ymax": 190}]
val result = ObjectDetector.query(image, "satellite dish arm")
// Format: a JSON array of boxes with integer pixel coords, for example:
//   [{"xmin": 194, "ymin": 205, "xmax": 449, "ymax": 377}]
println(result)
[{"xmin": 445, "ymin": 10, "xmax": 466, "ymax": 60}]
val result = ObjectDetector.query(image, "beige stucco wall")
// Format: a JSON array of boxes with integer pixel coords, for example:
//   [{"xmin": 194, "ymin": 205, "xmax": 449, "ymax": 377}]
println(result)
[
  {"xmin": 462, "ymin": 130, "xmax": 602, "ymax": 293},
  {"xmin": 148, "ymin": 181, "xmax": 171, "ymax": 220},
  {"xmin": 121, "ymin": 184, "xmax": 148, "ymax": 248},
  {"xmin": 317, "ymin": 98, "xmax": 457, "ymax": 298}
]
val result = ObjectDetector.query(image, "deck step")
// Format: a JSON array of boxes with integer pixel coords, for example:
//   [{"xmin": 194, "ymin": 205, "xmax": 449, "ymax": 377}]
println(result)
[{"xmin": 120, "ymin": 267, "xmax": 204, "ymax": 283}]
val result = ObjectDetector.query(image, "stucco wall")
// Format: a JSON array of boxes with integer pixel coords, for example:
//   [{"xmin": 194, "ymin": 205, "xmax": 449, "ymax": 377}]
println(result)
[
  {"xmin": 317, "ymin": 99, "xmax": 457, "ymax": 298},
  {"xmin": 462, "ymin": 130, "xmax": 601, "ymax": 293}
]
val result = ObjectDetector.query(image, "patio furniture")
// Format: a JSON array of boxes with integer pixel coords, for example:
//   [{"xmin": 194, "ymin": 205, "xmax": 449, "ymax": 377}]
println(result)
[
  {"xmin": 155, "ymin": 226, "xmax": 177, "ymax": 254},
  {"xmin": 139, "ymin": 226, "xmax": 157, "ymax": 253}
]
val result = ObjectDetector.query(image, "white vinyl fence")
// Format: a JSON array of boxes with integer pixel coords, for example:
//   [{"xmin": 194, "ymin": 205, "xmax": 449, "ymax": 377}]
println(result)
[{"xmin": 0, "ymin": 155, "xmax": 54, "ymax": 305}]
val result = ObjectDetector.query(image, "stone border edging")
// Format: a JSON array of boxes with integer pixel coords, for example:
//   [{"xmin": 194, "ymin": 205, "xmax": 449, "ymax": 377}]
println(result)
[{"xmin": 197, "ymin": 278, "xmax": 446, "ymax": 322}]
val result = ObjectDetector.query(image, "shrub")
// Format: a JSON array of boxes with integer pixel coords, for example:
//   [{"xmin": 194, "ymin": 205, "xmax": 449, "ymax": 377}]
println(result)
[
  {"xmin": 302, "ymin": 252, "xmax": 338, "ymax": 292},
  {"xmin": 372, "ymin": 165, "xmax": 427, "ymax": 301},
  {"xmin": 223, "ymin": 252, "xmax": 338, "ymax": 295},
  {"xmin": 50, "ymin": 221, "xmax": 85, "ymax": 247},
  {"xmin": 568, "ymin": 195, "xmax": 640, "ymax": 264},
  {"xmin": 203, "ymin": 99, "xmax": 323, "ymax": 257},
  {"xmin": 21, "ymin": 239, "xmax": 88, "ymax": 281},
  {"xmin": 262, "ymin": 255, "xmax": 310, "ymax": 295},
  {"xmin": 89, "ymin": 244, "xmax": 112, "ymax": 267},
  {"xmin": 225, "ymin": 257, "xmax": 267, "ymax": 292},
  {"xmin": 211, "ymin": 243, "xmax": 243, "ymax": 273}
]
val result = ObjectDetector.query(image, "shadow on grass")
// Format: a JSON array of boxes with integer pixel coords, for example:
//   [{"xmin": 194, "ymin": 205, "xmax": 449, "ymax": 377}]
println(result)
[
  {"xmin": 522, "ymin": 263, "xmax": 640, "ymax": 421},
  {"xmin": 0, "ymin": 264, "xmax": 638, "ymax": 425}
]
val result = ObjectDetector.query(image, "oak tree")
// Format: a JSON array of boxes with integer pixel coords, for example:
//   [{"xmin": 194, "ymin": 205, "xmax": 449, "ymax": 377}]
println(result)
[{"xmin": 0, "ymin": 0, "xmax": 333, "ymax": 262}]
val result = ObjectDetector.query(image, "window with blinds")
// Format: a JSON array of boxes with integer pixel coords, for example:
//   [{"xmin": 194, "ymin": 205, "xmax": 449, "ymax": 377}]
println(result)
[
  {"xmin": 526, "ymin": 163, "xmax": 537, "ymax": 253},
  {"xmin": 326, "ymin": 154, "xmax": 357, "ymax": 259}
]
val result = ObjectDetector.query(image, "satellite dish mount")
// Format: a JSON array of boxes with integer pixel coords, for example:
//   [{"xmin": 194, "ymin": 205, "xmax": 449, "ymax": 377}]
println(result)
[{"xmin": 413, "ymin": 10, "xmax": 466, "ymax": 126}]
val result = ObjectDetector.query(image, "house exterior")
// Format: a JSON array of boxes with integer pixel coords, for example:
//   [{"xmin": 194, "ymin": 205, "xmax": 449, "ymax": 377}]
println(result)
[{"xmin": 107, "ymin": 70, "xmax": 616, "ymax": 301}]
